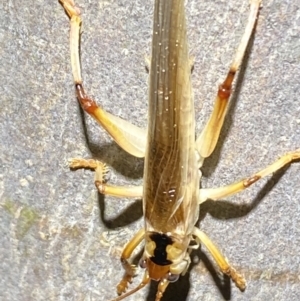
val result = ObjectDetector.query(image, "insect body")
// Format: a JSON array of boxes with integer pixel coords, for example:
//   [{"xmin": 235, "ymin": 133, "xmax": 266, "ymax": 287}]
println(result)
[{"xmin": 60, "ymin": 0, "xmax": 300, "ymax": 300}]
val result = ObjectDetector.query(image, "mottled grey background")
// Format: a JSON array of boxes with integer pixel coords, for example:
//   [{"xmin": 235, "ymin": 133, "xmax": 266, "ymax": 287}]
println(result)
[{"xmin": 1, "ymin": 0, "xmax": 300, "ymax": 301}]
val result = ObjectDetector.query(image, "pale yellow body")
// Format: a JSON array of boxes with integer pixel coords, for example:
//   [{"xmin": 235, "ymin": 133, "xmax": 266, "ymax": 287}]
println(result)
[{"xmin": 60, "ymin": 0, "xmax": 300, "ymax": 300}]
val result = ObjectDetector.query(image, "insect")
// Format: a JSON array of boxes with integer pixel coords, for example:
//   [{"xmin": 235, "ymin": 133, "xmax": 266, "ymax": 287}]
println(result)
[{"xmin": 60, "ymin": 0, "xmax": 300, "ymax": 300}]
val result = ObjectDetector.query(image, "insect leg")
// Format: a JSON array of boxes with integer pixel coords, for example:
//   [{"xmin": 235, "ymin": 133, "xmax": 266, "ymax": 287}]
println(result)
[
  {"xmin": 115, "ymin": 228, "xmax": 145, "ymax": 295},
  {"xmin": 192, "ymin": 227, "xmax": 246, "ymax": 291},
  {"xmin": 199, "ymin": 150, "xmax": 300, "ymax": 203},
  {"xmin": 196, "ymin": 0, "xmax": 261, "ymax": 160},
  {"xmin": 154, "ymin": 278, "xmax": 170, "ymax": 301},
  {"xmin": 60, "ymin": 0, "xmax": 146, "ymax": 158},
  {"xmin": 109, "ymin": 271, "xmax": 150, "ymax": 301},
  {"xmin": 69, "ymin": 158, "xmax": 143, "ymax": 198}
]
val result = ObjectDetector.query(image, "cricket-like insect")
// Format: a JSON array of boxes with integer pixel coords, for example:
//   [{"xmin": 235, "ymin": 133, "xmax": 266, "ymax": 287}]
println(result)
[{"xmin": 60, "ymin": 0, "xmax": 300, "ymax": 300}]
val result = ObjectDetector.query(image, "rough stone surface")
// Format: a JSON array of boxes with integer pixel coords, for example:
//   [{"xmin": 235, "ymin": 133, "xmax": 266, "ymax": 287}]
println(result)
[{"xmin": 0, "ymin": 1, "xmax": 299, "ymax": 301}]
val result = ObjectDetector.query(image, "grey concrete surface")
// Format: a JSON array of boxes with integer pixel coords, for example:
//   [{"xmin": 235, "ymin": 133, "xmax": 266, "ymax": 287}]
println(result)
[{"xmin": 1, "ymin": 1, "xmax": 300, "ymax": 301}]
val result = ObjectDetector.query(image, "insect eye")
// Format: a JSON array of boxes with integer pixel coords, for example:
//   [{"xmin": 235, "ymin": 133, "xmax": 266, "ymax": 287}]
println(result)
[
  {"xmin": 167, "ymin": 272, "xmax": 179, "ymax": 283},
  {"xmin": 139, "ymin": 258, "xmax": 147, "ymax": 269}
]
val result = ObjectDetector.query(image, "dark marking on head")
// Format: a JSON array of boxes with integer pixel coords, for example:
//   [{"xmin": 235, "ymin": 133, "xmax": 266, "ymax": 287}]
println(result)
[{"xmin": 149, "ymin": 232, "xmax": 173, "ymax": 266}]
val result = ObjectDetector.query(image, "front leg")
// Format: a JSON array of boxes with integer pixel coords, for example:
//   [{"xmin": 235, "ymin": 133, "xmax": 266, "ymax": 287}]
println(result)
[
  {"xmin": 116, "ymin": 229, "xmax": 145, "ymax": 295},
  {"xmin": 192, "ymin": 228, "xmax": 246, "ymax": 291}
]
